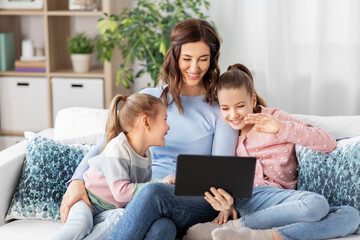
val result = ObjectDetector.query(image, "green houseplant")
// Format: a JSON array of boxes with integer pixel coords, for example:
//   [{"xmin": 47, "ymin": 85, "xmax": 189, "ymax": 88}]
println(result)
[
  {"xmin": 96, "ymin": 0, "xmax": 213, "ymax": 88},
  {"xmin": 68, "ymin": 32, "xmax": 94, "ymax": 73}
]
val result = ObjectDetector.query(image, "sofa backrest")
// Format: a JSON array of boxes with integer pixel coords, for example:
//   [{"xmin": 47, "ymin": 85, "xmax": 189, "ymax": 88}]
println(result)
[
  {"xmin": 53, "ymin": 107, "xmax": 360, "ymax": 145},
  {"xmin": 293, "ymin": 114, "xmax": 360, "ymax": 140},
  {"xmin": 54, "ymin": 107, "xmax": 108, "ymax": 145}
]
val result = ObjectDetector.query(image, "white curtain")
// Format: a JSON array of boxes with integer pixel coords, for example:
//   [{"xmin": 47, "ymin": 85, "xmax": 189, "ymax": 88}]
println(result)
[{"xmin": 207, "ymin": 0, "xmax": 360, "ymax": 116}]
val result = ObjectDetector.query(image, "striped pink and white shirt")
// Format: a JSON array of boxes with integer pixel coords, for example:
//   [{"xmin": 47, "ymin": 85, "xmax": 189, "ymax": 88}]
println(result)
[{"xmin": 83, "ymin": 132, "xmax": 154, "ymax": 209}]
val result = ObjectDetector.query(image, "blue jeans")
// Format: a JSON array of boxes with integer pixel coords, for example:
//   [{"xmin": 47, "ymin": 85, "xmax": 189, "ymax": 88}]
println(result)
[
  {"xmin": 235, "ymin": 186, "xmax": 360, "ymax": 240},
  {"xmin": 52, "ymin": 200, "xmax": 124, "ymax": 240},
  {"xmin": 106, "ymin": 183, "xmax": 218, "ymax": 240},
  {"xmin": 106, "ymin": 183, "xmax": 359, "ymax": 240}
]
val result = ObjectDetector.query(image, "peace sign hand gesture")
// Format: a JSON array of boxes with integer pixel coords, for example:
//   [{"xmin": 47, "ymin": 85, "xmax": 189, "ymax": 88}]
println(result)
[{"xmin": 244, "ymin": 113, "xmax": 282, "ymax": 134}]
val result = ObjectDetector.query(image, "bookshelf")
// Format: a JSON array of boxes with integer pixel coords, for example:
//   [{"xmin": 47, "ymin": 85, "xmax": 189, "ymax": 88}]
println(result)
[{"xmin": 0, "ymin": 0, "xmax": 131, "ymax": 136}]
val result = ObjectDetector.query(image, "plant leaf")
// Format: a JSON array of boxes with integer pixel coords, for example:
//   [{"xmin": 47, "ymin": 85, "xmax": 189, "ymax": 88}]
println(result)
[
  {"xmin": 126, "ymin": 71, "xmax": 134, "ymax": 83},
  {"xmin": 135, "ymin": 69, "xmax": 146, "ymax": 78},
  {"xmin": 159, "ymin": 40, "xmax": 166, "ymax": 56},
  {"xmin": 109, "ymin": 21, "xmax": 117, "ymax": 32},
  {"xmin": 122, "ymin": 78, "xmax": 130, "ymax": 88}
]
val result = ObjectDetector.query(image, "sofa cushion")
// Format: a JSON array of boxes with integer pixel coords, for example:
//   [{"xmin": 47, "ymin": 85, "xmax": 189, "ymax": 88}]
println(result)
[
  {"xmin": 296, "ymin": 135, "xmax": 360, "ymax": 213},
  {"xmin": 54, "ymin": 107, "xmax": 108, "ymax": 145},
  {"xmin": 0, "ymin": 220, "xmax": 61, "ymax": 240},
  {"xmin": 5, "ymin": 135, "xmax": 91, "ymax": 222}
]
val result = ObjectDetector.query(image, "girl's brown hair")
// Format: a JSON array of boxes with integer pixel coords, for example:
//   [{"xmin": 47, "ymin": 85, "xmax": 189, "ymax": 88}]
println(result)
[
  {"xmin": 100, "ymin": 93, "xmax": 164, "ymax": 152},
  {"xmin": 158, "ymin": 18, "xmax": 221, "ymax": 114},
  {"xmin": 216, "ymin": 63, "xmax": 267, "ymax": 107}
]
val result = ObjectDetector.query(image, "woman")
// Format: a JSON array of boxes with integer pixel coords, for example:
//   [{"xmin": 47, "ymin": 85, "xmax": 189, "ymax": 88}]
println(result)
[{"xmin": 60, "ymin": 18, "xmax": 238, "ymax": 239}]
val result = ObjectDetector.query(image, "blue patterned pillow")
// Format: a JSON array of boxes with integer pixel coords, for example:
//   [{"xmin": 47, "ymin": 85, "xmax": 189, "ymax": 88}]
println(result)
[
  {"xmin": 296, "ymin": 135, "xmax": 360, "ymax": 213},
  {"xmin": 5, "ymin": 135, "xmax": 91, "ymax": 221}
]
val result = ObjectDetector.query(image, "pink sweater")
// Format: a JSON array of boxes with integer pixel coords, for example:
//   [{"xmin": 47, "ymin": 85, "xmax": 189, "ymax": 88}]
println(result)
[{"xmin": 236, "ymin": 106, "xmax": 337, "ymax": 190}]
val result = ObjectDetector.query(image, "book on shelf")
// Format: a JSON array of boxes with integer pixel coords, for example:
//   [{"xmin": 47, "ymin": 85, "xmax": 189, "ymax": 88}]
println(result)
[
  {"xmin": 0, "ymin": 32, "xmax": 15, "ymax": 72},
  {"xmin": 15, "ymin": 60, "xmax": 46, "ymax": 68},
  {"xmin": 20, "ymin": 56, "xmax": 46, "ymax": 62},
  {"xmin": 14, "ymin": 67, "xmax": 46, "ymax": 73}
]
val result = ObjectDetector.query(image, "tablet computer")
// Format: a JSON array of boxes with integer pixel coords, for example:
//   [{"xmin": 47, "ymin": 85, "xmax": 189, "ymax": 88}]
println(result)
[{"xmin": 174, "ymin": 154, "xmax": 256, "ymax": 198}]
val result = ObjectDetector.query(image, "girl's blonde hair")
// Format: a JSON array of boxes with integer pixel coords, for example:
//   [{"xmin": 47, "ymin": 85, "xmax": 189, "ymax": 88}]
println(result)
[
  {"xmin": 216, "ymin": 63, "xmax": 267, "ymax": 108},
  {"xmin": 100, "ymin": 93, "xmax": 164, "ymax": 152}
]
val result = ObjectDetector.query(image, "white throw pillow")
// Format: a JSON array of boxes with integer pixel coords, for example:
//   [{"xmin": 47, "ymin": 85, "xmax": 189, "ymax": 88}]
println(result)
[{"xmin": 54, "ymin": 107, "xmax": 108, "ymax": 145}]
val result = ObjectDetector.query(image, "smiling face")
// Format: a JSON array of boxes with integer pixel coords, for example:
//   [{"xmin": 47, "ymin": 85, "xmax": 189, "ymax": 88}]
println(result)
[
  {"xmin": 178, "ymin": 41, "xmax": 210, "ymax": 93},
  {"xmin": 148, "ymin": 103, "xmax": 170, "ymax": 147},
  {"xmin": 218, "ymin": 87, "xmax": 257, "ymax": 133}
]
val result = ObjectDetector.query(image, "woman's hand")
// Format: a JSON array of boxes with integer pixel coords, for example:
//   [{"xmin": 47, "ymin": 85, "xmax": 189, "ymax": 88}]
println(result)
[
  {"xmin": 212, "ymin": 205, "xmax": 238, "ymax": 224},
  {"xmin": 162, "ymin": 174, "xmax": 175, "ymax": 184},
  {"xmin": 60, "ymin": 179, "xmax": 93, "ymax": 223},
  {"xmin": 245, "ymin": 113, "xmax": 282, "ymax": 134},
  {"xmin": 204, "ymin": 187, "xmax": 237, "ymax": 218}
]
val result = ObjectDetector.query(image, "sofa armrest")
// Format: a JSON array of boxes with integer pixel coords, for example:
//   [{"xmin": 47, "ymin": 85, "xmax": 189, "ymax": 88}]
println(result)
[
  {"xmin": 0, "ymin": 140, "xmax": 27, "ymax": 226},
  {"xmin": 0, "ymin": 128, "xmax": 54, "ymax": 226}
]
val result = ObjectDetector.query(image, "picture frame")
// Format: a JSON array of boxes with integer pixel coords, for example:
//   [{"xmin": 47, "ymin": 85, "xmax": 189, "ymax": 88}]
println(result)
[{"xmin": 0, "ymin": 0, "xmax": 44, "ymax": 10}]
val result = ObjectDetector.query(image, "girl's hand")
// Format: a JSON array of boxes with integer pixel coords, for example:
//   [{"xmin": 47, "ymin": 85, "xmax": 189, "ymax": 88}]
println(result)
[
  {"xmin": 245, "ymin": 113, "xmax": 282, "ymax": 134},
  {"xmin": 204, "ymin": 187, "xmax": 235, "ymax": 214},
  {"xmin": 60, "ymin": 179, "xmax": 93, "ymax": 224},
  {"xmin": 212, "ymin": 205, "xmax": 238, "ymax": 224},
  {"xmin": 162, "ymin": 174, "xmax": 175, "ymax": 184}
]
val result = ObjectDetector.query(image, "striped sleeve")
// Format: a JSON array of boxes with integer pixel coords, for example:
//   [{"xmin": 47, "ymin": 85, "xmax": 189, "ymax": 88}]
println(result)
[{"xmin": 85, "ymin": 153, "xmax": 137, "ymax": 207}]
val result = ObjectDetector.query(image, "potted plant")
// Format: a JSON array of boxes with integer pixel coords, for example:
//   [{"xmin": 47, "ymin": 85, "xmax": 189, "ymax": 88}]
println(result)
[
  {"xmin": 95, "ymin": 0, "xmax": 213, "ymax": 89},
  {"xmin": 67, "ymin": 32, "xmax": 94, "ymax": 73}
]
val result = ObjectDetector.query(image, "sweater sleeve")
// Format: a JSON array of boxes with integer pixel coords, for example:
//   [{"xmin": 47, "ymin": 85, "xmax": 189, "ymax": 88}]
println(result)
[
  {"xmin": 108, "ymin": 180, "xmax": 135, "ymax": 204},
  {"xmin": 66, "ymin": 138, "xmax": 106, "ymax": 187},
  {"xmin": 276, "ymin": 110, "xmax": 337, "ymax": 153},
  {"xmin": 212, "ymin": 110, "xmax": 238, "ymax": 156}
]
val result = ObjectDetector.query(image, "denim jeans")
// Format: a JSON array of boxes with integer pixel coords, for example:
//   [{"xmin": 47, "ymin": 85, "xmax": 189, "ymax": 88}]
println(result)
[
  {"xmin": 235, "ymin": 186, "xmax": 360, "ymax": 240},
  {"xmin": 52, "ymin": 200, "xmax": 124, "ymax": 240},
  {"xmin": 144, "ymin": 217, "xmax": 177, "ymax": 240},
  {"xmin": 106, "ymin": 183, "xmax": 218, "ymax": 240},
  {"xmin": 106, "ymin": 183, "xmax": 359, "ymax": 240}
]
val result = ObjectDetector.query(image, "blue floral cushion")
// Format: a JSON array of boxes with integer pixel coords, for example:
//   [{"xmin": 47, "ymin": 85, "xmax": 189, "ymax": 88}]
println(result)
[
  {"xmin": 296, "ymin": 135, "xmax": 360, "ymax": 213},
  {"xmin": 5, "ymin": 135, "xmax": 91, "ymax": 221}
]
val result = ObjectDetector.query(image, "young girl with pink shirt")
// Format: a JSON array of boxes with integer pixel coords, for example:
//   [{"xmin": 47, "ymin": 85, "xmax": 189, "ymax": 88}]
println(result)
[
  {"xmin": 53, "ymin": 93, "xmax": 174, "ymax": 240},
  {"xmin": 185, "ymin": 63, "xmax": 360, "ymax": 240}
]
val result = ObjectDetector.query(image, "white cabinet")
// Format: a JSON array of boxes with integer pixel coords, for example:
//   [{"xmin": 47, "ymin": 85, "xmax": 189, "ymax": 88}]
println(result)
[
  {"xmin": 0, "ymin": 76, "xmax": 50, "ymax": 132},
  {"xmin": 51, "ymin": 77, "xmax": 104, "ymax": 122}
]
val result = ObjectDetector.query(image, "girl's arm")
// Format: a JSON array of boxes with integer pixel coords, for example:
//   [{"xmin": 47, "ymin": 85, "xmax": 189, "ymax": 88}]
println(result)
[
  {"xmin": 86, "ymin": 153, "xmax": 171, "ymax": 208},
  {"xmin": 247, "ymin": 110, "xmax": 337, "ymax": 153},
  {"xmin": 274, "ymin": 110, "xmax": 337, "ymax": 153},
  {"xmin": 60, "ymin": 138, "xmax": 105, "ymax": 223}
]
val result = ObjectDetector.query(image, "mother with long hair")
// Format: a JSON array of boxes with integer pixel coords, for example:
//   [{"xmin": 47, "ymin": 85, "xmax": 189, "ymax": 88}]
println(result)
[{"xmin": 60, "ymin": 18, "xmax": 238, "ymax": 240}]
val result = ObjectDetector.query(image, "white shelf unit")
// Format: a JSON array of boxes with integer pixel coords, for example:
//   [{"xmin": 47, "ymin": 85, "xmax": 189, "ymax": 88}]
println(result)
[
  {"xmin": 51, "ymin": 77, "xmax": 104, "ymax": 121},
  {"xmin": 0, "ymin": 0, "xmax": 130, "ymax": 135}
]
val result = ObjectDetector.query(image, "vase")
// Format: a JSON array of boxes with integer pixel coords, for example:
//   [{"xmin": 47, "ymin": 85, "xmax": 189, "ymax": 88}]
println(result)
[{"xmin": 70, "ymin": 53, "xmax": 92, "ymax": 73}]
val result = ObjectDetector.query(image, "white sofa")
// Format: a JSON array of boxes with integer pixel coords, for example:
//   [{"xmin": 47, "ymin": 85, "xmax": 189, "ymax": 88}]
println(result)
[{"xmin": 0, "ymin": 107, "xmax": 359, "ymax": 240}]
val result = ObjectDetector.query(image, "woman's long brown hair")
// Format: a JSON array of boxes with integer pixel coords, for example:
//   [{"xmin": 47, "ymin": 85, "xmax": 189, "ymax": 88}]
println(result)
[{"xmin": 158, "ymin": 18, "xmax": 221, "ymax": 114}]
